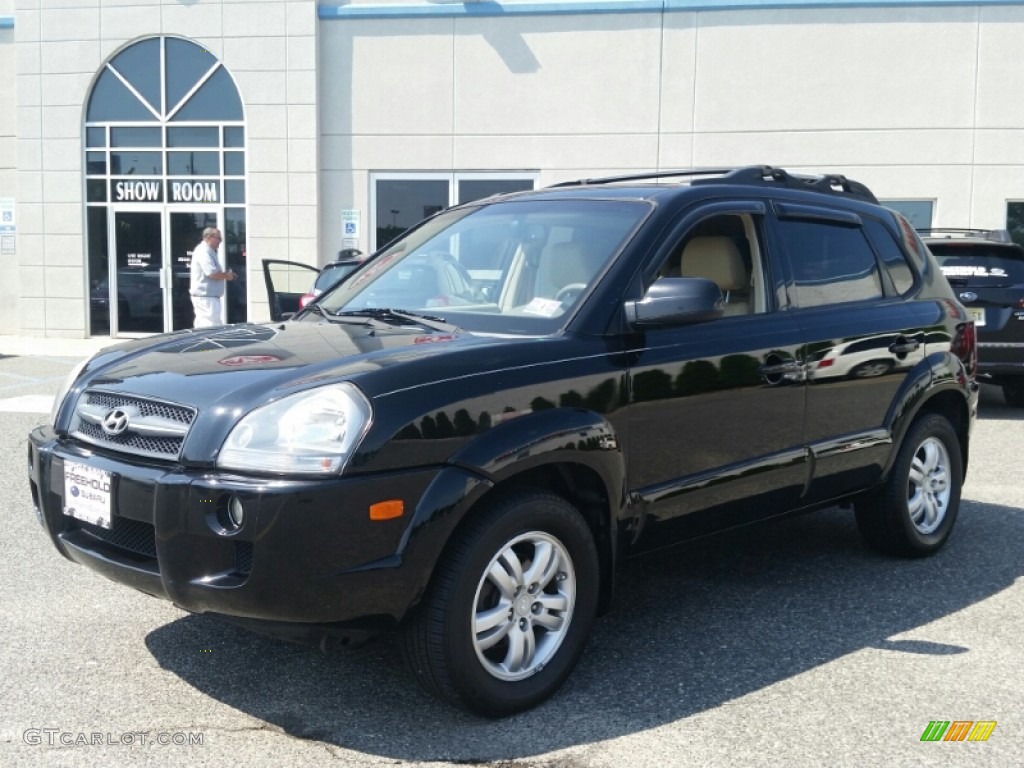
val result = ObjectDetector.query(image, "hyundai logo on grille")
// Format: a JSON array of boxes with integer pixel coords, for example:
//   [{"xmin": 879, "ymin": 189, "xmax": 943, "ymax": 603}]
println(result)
[
  {"xmin": 101, "ymin": 409, "xmax": 131, "ymax": 436},
  {"xmin": 960, "ymin": 291, "xmax": 978, "ymax": 302}
]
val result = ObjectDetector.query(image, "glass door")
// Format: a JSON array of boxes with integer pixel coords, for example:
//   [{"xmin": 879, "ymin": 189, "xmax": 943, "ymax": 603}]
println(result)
[
  {"xmin": 169, "ymin": 211, "xmax": 219, "ymax": 331},
  {"xmin": 111, "ymin": 211, "xmax": 165, "ymax": 335}
]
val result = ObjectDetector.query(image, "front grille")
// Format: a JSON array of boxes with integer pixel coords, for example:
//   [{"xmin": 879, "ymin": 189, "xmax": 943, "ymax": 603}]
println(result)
[
  {"xmin": 75, "ymin": 517, "xmax": 157, "ymax": 559},
  {"xmin": 74, "ymin": 420, "xmax": 183, "ymax": 456},
  {"xmin": 84, "ymin": 392, "xmax": 194, "ymax": 424},
  {"xmin": 70, "ymin": 391, "xmax": 196, "ymax": 460}
]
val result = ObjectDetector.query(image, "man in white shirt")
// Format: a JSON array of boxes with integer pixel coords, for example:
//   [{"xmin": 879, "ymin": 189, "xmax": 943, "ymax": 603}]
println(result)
[{"xmin": 189, "ymin": 227, "xmax": 236, "ymax": 328}]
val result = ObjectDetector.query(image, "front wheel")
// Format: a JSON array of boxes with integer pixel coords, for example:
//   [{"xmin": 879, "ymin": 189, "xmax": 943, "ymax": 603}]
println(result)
[
  {"xmin": 401, "ymin": 490, "xmax": 599, "ymax": 717},
  {"xmin": 855, "ymin": 413, "xmax": 963, "ymax": 557}
]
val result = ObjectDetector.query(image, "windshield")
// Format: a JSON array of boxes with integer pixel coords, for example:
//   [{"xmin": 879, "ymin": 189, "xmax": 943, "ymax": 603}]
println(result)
[
  {"xmin": 930, "ymin": 243, "xmax": 1024, "ymax": 286},
  {"xmin": 315, "ymin": 199, "xmax": 649, "ymax": 334}
]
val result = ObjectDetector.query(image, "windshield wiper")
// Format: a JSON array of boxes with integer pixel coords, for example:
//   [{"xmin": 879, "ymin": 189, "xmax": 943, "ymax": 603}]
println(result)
[
  {"xmin": 334, "ymin": 308, "xmax": 460, "ymax": 334},
  {"xmin": 297, "ymin": 302, "xmax": 387, "ymax": 327}
]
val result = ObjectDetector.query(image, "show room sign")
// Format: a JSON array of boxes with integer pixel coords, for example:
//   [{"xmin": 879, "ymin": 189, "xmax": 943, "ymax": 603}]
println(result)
[{"xmin": 112, "ymin": 180, "xmax": 220, "ymax": 203}]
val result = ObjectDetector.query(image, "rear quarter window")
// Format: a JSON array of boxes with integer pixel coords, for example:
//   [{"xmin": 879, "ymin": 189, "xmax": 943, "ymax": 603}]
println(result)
[{"xmin": 864, "ymin": 218, "xmax": 916, "ymax": 294}]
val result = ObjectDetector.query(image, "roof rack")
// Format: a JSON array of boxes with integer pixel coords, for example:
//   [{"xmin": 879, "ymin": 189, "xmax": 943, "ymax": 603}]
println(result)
[
  {"xmin": 916, "ymin": 228, "xmax": 1014, "ymax": 244},
  {"xmin": 549, "ymin": 165, "xmax": 878, "ymax": 204},
  {"xmin": 549, "ymin": 168, "xmax": 736, "ymax": 187}
]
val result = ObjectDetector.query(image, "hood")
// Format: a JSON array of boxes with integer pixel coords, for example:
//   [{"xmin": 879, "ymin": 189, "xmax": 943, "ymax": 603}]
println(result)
[{"xmin": 79, "ymin": 322, "xmax": 508, "ymax": 412}]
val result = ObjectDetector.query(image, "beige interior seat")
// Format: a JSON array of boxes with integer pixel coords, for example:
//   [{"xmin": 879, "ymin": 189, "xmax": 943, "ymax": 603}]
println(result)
[
  {"xmin": 679, "ymin": 236, "xmax": 751, "ymax": 316},
  {"xmin": 536, "ymin": 242, "xmax": 593, "ymax": 299}
]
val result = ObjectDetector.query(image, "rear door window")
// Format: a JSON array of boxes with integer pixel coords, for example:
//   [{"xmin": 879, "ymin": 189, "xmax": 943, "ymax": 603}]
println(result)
[{"xmin": 774, "ymin": 215, "xmax": 883, "ymax": 307}]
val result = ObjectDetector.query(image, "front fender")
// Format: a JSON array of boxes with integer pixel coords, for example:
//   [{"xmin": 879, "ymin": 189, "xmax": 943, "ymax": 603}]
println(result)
[
  {"xmin": 394, "ymin": 408, "xmax": 626, "ymax": 619},
  {"xmin": 448, "ymin": 407, "xmax": 624, "ymax": 486}
]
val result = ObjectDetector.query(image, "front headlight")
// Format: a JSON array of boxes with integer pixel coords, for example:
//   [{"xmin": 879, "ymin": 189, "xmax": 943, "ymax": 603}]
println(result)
[
  {"xmin": 217, "ymin": 383, "xmax": 373, "ymax": 475},
  {"xmin": 50, "ymin": 357, "xmax": 90, "ymax": 425}
]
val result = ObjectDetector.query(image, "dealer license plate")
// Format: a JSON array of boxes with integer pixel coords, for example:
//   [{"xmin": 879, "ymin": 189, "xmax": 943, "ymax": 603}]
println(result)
[
  {"xmin": 63, "ymin": 461, "xmax": 113, "ymax": 529},
  {"xmin": 968, "ymin": 307, "xmax": 986, "ymax": 327}
]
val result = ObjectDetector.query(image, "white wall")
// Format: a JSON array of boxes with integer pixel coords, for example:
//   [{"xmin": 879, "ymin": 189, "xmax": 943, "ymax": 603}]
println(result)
[
  {"xmin": 0, "ymin": 0, "xmax": 18, "ymax": 336},
  {"xmin": 9, "ymin": 1, "xmax": 1024, "ymax": 336},
  {"xmin": 319, "ymin": 4, "xmax": 1024, "ymax": 256}
]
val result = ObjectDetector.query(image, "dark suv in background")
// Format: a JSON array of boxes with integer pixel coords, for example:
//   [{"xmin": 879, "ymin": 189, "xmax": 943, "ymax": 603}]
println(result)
[
  {"xmin": 920, "ymin": 228, "xmax": 1024, "ymax": 406},
  {"xmin": 31, "ymin": 167, "xmax": 977, "ymax": 717}
]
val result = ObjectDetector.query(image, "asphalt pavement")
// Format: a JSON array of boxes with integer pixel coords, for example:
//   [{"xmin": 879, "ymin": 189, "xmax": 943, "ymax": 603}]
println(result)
[{"xmin": 0, "ymin": 343, "xmax": 1021, "ymax": 767}]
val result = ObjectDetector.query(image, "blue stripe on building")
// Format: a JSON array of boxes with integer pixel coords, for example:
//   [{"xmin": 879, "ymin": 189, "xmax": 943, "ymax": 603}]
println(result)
[{"xmin": 319, "ymin": 0, "xmax": 1024, "ymax": 21}]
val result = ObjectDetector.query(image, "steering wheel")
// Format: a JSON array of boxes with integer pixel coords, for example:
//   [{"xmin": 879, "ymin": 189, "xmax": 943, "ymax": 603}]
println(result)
[{"xmin": 555, "ymin": 282, "xmax": 587, "ymax": 304}]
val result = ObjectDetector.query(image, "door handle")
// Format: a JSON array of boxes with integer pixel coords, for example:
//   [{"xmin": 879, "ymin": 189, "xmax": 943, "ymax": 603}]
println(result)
[{"xmin": 889, "ymin": 337, "xmax": 921, "ymax": 356}]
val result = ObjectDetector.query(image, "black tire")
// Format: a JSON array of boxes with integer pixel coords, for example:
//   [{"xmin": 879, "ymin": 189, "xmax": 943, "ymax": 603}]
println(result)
[
  {"xmin": 1002, "ymin": 381, "xmax": 1024, "ymax": 408},
  {"xmin": 855, "ymin": 413, "xmax": 963, "ymax": 557},
  {"xmin": 401, "ymin": 489, "xmax": 599, "ymax": 717}
]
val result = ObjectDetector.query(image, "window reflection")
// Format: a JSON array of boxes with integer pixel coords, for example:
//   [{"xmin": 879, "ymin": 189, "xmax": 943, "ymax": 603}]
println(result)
[
  {"xmin": 87, "ymin": 69, "xmax": 156, "ymax": 122},
  {"xmin": 166, "ymin": 37, "xmax": 217, "ymax": 113},
  {"xmin": 168, "ymin": 151, "xmax": 220, "ymax": 176},
  {"xmin": 167, "ymin": 126, "xmax": 219, "ymax": 147},
  {"xmin": 173, "ymin": 67, "xmax": 242, "ymax": 121},
  {"xmin": 109, "ymin": 37, "xmax": 162, "ymax": 113},
  {"xmin": 110, "ymin": 151, "xmax": 162, "ymax": 175},
  {"xmin": 111, "ymin": 127, "xmax": 161, "ymax": 148},
  {"xmin": 882, "ymin": 200, "xmax": 933, "ymax": 231}
]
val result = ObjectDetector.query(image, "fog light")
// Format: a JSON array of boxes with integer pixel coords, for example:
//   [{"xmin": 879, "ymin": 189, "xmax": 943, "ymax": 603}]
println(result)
[
  {"xmin": 215, "ymin": 495, "xmax": 245, "ymax": 533},
  {"xmin": 227, "ymin": 495, "xmax": 245, "ymax": 529}
]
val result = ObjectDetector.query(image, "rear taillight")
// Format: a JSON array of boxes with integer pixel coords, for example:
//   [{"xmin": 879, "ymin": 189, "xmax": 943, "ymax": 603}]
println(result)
[{"xmin": 951, "ymin": 321, "xmax": 977, "ymax": 377}]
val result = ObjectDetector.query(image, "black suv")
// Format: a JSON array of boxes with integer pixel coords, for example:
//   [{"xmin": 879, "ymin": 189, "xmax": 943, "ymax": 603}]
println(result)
[
  {"xmin": 919, "ymin": 228, "xmax": 1024, "ymax": 406},
  {"xmin": 30, "ymin": 167, "xmax": 978, "ymax": 717}
]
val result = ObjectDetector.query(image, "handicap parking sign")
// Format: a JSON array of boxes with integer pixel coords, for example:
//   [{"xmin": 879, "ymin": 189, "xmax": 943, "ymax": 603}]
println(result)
[{"xmin": 341, "ymin": 209, "xmax": 360, "ymax": 240}]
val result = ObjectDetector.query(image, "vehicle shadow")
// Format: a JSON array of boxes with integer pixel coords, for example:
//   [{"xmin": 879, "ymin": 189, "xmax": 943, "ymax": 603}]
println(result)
[
  {"xmin": 145, "ymin": 499, "xmax": 1024, "ymax": 761},
  {"xmin": 977, "ymin": 382, "xmax": 1024, "ymax": 420}
]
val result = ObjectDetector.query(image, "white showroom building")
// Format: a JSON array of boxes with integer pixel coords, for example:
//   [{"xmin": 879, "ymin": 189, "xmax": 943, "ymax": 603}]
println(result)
[{"xmin": 2, "ymin": 0, "xmax": 1024, "ymax": 339}]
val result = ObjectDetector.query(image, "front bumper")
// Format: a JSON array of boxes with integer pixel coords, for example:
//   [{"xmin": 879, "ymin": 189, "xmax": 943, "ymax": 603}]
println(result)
[{"xmin": 28, "ymin": 426, "xmax": 472, "ymax": 635}]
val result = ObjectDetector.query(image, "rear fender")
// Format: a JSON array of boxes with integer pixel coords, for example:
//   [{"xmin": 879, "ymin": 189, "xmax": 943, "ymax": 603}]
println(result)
[{"xmin": 881, "ymin": 350, "xmax": 974, "ymax": 479}]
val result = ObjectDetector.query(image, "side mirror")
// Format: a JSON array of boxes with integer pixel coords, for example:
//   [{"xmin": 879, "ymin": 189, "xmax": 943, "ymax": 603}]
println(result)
[{"xmin": 625, "ymin": 277, "xmax": 724, "ymax": 327}]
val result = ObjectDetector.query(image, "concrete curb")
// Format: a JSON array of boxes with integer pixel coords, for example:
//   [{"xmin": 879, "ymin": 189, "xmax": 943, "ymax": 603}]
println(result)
[{"xmin": 0, "ymin": 335, "xmax": 116, "ymax": 359}]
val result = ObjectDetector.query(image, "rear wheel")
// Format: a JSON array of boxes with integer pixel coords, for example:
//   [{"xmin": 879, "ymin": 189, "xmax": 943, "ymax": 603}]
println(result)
[
  {"xmin": 855, "ymin": 413, "xmax": 962, "ymax": 557},
  {"xmin": 849, "ymin": 359, "xmax": 893, "ymax": 379},
  {"xmin": 401, "ymin": 489, "xmax": 599, "ymax": 717},
  {"xmin": 1002, "ymin": 380, "xmax": 1024, "ymax": 408}
]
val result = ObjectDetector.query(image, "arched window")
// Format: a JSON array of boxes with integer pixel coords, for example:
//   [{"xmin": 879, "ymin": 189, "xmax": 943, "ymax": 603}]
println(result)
[
  {"xmin": 84, "ymin": 37, "xmax": 247, "ymax": 336},
  {"xmin": 87, "ymin": 37, "xmax": 242, "ymax": 123}
]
